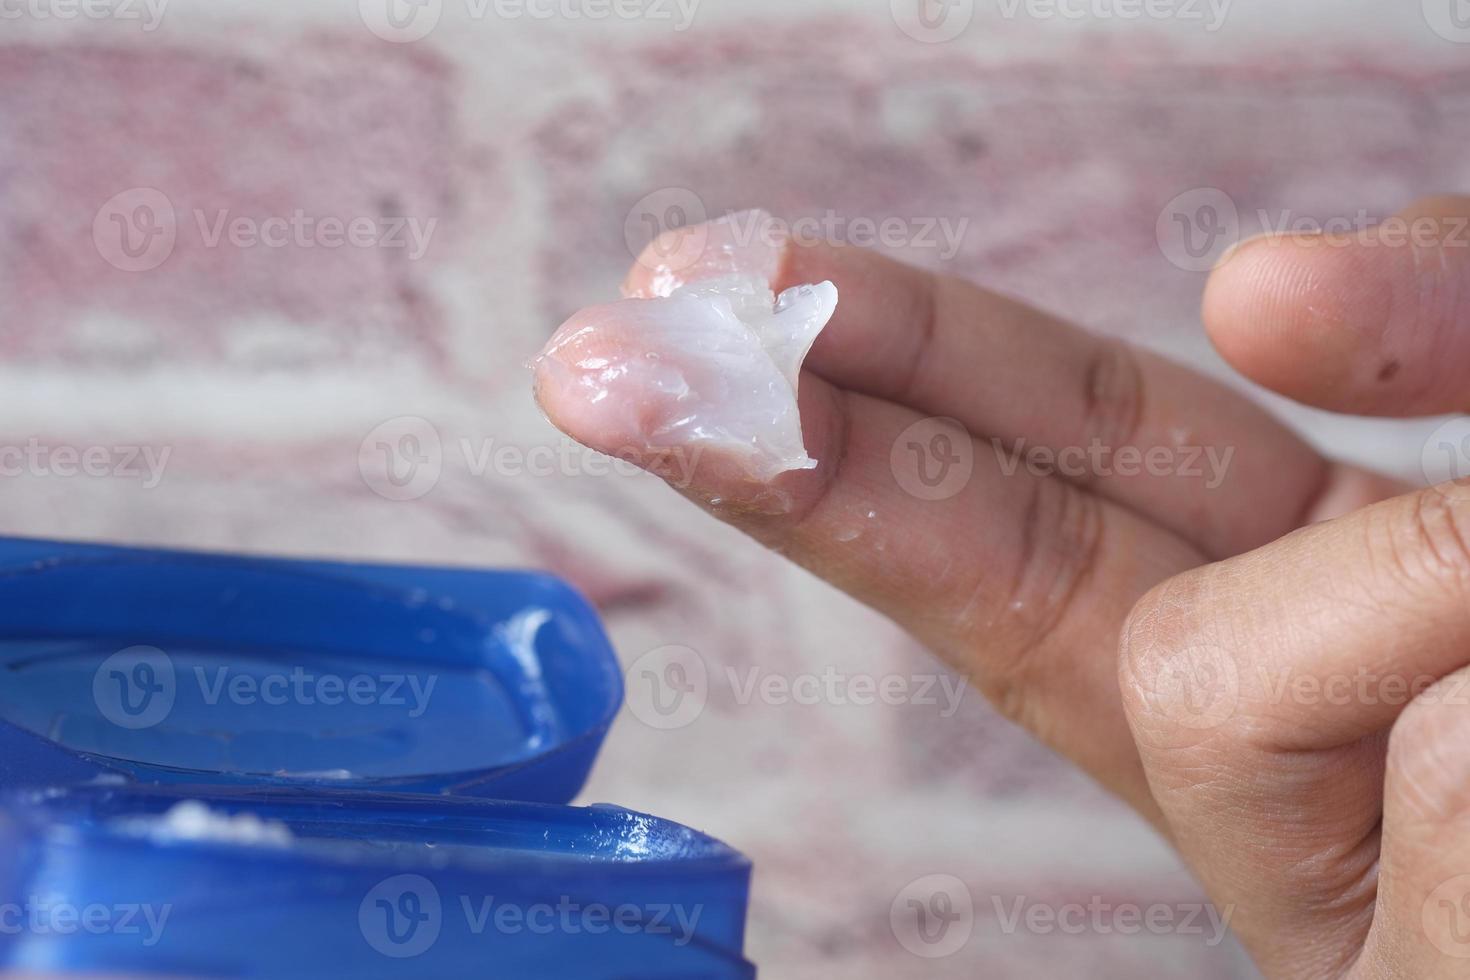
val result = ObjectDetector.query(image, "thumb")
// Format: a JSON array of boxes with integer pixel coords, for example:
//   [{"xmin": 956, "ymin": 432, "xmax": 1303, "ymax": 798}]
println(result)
[
  {"xmin": 1203, "ymin": 196, "xmax": 1470, "ymax": 416},
  {"xmin": 1118, "ymin": 480, "xmax": 1470, "ymax": 976}
]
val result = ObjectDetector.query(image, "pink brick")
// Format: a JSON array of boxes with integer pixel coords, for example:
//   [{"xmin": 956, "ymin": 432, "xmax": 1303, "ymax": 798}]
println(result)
[{"xmin": 0, "ymin": 39, "xmax": 459, "ymax": 367}]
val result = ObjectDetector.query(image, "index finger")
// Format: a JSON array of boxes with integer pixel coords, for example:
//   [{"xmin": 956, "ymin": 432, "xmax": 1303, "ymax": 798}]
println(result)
[{"xmin": 626, "ymin": 209, "xmax": 1398, "ymax": 559}]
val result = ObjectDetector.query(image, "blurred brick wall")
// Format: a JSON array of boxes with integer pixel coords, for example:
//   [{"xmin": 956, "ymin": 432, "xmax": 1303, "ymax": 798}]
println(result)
[{"xmin": 3, "ymin": 2, "xmax": 1467, "ymax": 976}]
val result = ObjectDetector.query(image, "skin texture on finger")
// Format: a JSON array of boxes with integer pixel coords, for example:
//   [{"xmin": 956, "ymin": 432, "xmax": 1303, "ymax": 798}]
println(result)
[
  {"xmin": 1128, "ymin": 482, "xmax": 1470, "ymax": 753},
  {"xmin": 540, "ymin": 209, "xmax": 1402, "ymax": 828},
  {"xmin": 1204, "ymin": 196, "xmax": 1470, "ymax": 416},
  {"xmin": 537, "ymin": 313, "xmax": 1202, "ymax": 819},
  {"xmin": 1119, "ymin": 482, "xmax": 1470, "ymax": 978},
  {"xmin": 627, "ymin": 213, "xmax": 1396, "ymax": 558},
  {"xmin": 1356, "ymin": 666, "xmax": 1470, "ymax": 978}
]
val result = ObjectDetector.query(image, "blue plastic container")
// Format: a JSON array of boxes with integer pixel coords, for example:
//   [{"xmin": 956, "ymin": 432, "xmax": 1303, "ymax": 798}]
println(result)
[
  {"xmin": 0, "ymin": 537, "xmax": 754, "ymax": 978},
  {"xmin": 0, "ymin": 536, "xmax": 622, "ymax": 802},
  {"xmin": 0, "ymin": 785, "xmax": 754, "ymax": 978}
]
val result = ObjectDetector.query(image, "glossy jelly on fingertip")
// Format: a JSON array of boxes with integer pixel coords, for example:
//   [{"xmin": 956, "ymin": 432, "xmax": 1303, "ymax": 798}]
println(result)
[
  {"xmin": 536, "ymin": 210, "xmax": 837, "ymax": 484},
  {"xmin": 623, "ymin": 209, "xmax": 788, "ymax": 301},
  {"xmin": 534, "ymin": 275, "xmax": 836, "ymax": 481}
]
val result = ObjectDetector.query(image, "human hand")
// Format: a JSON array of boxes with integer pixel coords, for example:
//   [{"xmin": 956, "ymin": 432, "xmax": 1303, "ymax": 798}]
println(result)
[
  {"xmin": 1116, "ymin": 194, "xmax": 1470, "ymax": 978},
  {"xmin": 531, "ymin": 197, "xmax": 1470, "ymax": 975}
]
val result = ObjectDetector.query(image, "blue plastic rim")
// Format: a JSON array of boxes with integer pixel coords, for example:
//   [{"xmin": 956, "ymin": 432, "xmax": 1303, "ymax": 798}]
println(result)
[
  {"xmin": 0, "ymin": 537, "xmax": 624, "ymax": 803},
  {"xmin": 0, "ymin": 784, "xmax": 755, "ymax": 979}
]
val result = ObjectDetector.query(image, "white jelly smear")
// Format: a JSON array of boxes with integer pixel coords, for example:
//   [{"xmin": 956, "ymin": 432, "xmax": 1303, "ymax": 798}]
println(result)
[{"xmin": 540, "ymin": 272, "xmax": 838, "ymax": 482}]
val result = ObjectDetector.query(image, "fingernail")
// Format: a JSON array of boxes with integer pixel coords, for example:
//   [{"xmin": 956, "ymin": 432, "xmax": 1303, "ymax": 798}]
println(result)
[{"xmin": 622, "ymin": 208, "xmax": 788, "ymax": 299}]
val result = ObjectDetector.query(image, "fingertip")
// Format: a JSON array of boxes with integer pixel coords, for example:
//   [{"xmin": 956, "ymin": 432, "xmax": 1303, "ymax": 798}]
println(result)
[
  {"xmin": 532, "ymin": 303, "xmax": 648, "ymax": 459},
  {"xmin": 621, "ymin": 208, "xmax": 788, "ymax": 299},
  {"xmin": 533, "ymin": 270, "xmax": 835, "ymax": 502},
  {"xmin": 1205, "ymin": 197, "xmax": 1470, "ymax": 417},
  {"xmin": 532, "ymin": 304, "xmax": 730, "ymax": 492},
  {"xmin": 1203, "ymin": 231, "xmax": 1397, "ymax": 411}
]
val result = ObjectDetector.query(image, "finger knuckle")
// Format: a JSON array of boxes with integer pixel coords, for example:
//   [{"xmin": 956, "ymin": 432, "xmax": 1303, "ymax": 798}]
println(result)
[
  {"xmin": 1376, "ymin": 486, "xmax": 1470, "ymax": 595},
  {"xmin": 1116, "ymin": 572, "xmax": 1240, "ymax": 747},
  {"xmin": 1081, "ymin": 340, "xmax": 1146, "ymax": 461},
  {"xmin": 1117, "ymin": 576, "xmax": 1195, "ymax": 722},
  {"xmin": 972, "ymin": 478, "xmax": 1105, "ymax": 730}
]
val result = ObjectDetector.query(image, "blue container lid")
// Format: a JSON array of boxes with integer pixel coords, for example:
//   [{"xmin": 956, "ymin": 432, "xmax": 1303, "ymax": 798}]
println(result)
[
  {"xmin": 0, "ymin": 537, "xmax": 623, "ymax": 804},
  {"xmin": 0, "ymin": 538, "xmax": 755, "ymax": 977},
  {"xmin": 0, "ymin": 784, "xmax": 754, "ymax": 978}
]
